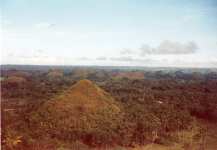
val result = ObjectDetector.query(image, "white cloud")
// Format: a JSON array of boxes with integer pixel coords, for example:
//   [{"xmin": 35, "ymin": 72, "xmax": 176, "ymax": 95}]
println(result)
[
  {"xmin": 110, "ymin": 56, "xmax": 134, "ymax": 62},
  {"xmin": 34, "ymin": 22, "xmax": 55, "ymax": 29},
  {"xmin": 76, "ymin": 57, "xmax": 93, "ymax": 61},
  {"xmin": 36, "ymin": 49, "xmax": 44, "ymax": 54},
  {"xmin": 120, "ymin": 49, "xmax": 134, "ymax": 55},
  {"xmin": 140, "ymin": 40, "xmax": 198, "ymax": 55},
  {"xmin": 96, "ymin": 57, "xmax": 107, "ymax": 60},
  {"xmin": 109, "ymin": 57, "xmax": 153, "ymax": 63},
  {"xmin": 118, "ymin": 41, "xmax": 198, "ymax": 57}
]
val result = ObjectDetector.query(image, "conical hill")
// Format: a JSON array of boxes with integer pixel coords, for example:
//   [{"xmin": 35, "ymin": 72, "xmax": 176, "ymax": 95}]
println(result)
[{"xmin": 30, "ymin": 79, "xmax": 122, "ymax": 142}]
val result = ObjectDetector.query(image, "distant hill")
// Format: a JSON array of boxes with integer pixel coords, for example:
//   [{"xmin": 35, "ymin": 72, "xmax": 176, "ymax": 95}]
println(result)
[
  {"xmin": 112, "ymin": 71, "xmax": 144, "ymax": 79},
  {"xmin": 29, "ymin": 79, "xmax": 123, "ymax": 145},
  {"xmin": 47, "ymin": 69, "xmax": 64, "ymax": 79}
]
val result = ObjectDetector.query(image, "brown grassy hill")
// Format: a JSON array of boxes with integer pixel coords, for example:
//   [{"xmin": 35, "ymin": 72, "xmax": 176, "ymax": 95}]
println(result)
[
  {"xmin": 4, "ymin": 76, "xmax": 27, "ymax": 83},
  {"xmin": 71, "ymin": 69, "xmax": 93, "ymax": 79},
  {"xmin": 47, "ymin": 69, "xmax": 63, "ymax": 78},
  {"xmin": 112, "ymin": 71, "xmax": 144, "ymax": 80},
  {"xmin": 29, "ymin": 79, "xmax": 123, "ymax": 145}
]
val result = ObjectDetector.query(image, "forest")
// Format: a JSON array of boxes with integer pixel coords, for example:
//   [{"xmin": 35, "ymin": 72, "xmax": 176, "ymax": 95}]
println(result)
[{"xmin": 1, "ymin": 65, "xmax": 217, "ymax": 150}]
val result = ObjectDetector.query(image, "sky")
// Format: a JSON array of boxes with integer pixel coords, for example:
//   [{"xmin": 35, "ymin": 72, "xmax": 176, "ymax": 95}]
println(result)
[{"xmin": 1, "ymin": 0, "xmax": 217, "ymax": 67}]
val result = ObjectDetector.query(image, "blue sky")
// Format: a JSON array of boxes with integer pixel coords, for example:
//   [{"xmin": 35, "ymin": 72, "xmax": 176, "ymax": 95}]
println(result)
[{"xmin": 1, "ymin": 0, "xmax": 217, "ymax": 67}]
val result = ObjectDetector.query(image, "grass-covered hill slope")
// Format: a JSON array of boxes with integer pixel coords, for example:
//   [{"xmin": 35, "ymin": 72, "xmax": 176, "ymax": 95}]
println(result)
[{"xmin": 29, "ymin": 79, "xmax": 123, "ymax": 145}]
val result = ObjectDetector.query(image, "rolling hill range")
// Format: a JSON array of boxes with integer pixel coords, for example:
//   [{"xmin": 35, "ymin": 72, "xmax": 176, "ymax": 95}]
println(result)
[{"xmin": 1, "ymin": 68, "xmax": 217, "ymax": 149}]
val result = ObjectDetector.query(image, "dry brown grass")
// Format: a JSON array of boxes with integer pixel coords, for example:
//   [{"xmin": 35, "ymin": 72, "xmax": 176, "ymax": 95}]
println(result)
[{"xmin": 29, "ymin": 79, "xmax": 123, "ymax": 144}]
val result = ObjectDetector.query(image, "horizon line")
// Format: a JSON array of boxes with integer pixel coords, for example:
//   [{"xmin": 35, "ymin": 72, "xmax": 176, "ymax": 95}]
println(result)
[{"xmin": 1, "ymin": 64, "xmax": 217, "ymax": 70}]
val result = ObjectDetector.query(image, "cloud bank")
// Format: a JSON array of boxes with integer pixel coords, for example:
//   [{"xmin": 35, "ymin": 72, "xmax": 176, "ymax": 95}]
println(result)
[
  {"xmin": 96, "ymin": 57, "xmax": 107, "ymax": 60},
  {"xmin": 120, "ymin": 49, "xmax": 134, "ymax": 55},
  {"xmin": 140, "ymin": 40, "xmax": 198, "ymax": 55}
]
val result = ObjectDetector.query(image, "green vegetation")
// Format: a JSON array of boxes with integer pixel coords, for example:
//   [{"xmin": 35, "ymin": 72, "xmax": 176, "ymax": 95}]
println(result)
[{"xmin": 1, "ymin": 67, "xmax": 217, "ymax": 149}]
